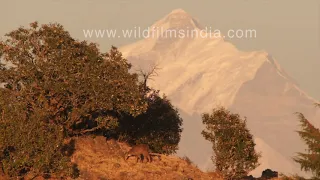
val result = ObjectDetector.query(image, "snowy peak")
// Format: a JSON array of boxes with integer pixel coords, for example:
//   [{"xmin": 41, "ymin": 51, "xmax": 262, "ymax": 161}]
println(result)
[
  {"xmin": 120, "ymin": 9, "xmax": 207, "ymax": 54},
  {"xmin": 119, "ymin": 9, "xmax": 320, "ymax": 178},
  {"xmin": 150, "ymin": 9, "xmax": 203, "ymax": 33},
  {"xmin": 169, "ymin": 8, "xmax": 188, "ymax": 15}
]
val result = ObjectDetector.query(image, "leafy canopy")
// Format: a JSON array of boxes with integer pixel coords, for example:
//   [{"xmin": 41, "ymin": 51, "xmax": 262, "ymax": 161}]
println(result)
[
  {"xmin": 0, "ymin": 21, "xmax": 148, "ymax": 177},
  {"xmin": 115, "ymin": 89, "xmax": 183, "ymax": 155},
  {"xmin": 201, "ymin": 106, "xmax": 261, "ymax": 180},
  {"xmin": 0, "ymin": 21, "xmax": 148, "ymax": 136}
]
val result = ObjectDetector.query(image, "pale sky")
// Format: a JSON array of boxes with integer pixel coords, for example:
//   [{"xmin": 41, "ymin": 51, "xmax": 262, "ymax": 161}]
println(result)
[{"xmin": 1, "ymin": 0, "xmax": 319, "ymax": 99}]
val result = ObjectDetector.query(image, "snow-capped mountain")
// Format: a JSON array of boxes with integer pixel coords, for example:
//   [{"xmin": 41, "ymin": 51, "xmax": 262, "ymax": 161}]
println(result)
[{"xmin": 120, "ymin": 9, "xmax": 319, "ymax": 177}]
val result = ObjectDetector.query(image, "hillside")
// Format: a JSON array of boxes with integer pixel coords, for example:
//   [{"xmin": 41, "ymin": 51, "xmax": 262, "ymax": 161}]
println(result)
[
  {"xmin": 0, "ymin": 136, "xmax": 291, "ymax": 180},
  {"xmin": 69, "ymin": 136, "xmax": 220, "ymax": 180},
  {"xmin": 119, "ymin": 9, "xmax": 320, "ymax": 177},
  {"xmin": 9, "ymin": 136, "xmax": 219, "ymax": 180}
]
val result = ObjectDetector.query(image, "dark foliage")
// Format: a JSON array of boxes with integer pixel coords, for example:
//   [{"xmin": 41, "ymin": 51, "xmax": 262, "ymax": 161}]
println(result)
[{"xmin": 114, "ymin": 89, "xmax": 183, "ymax": 155}]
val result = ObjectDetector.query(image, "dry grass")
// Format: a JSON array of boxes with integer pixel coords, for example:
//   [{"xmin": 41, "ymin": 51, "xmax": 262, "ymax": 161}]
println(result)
[
  {"xmin": 70, "ymin": 136, "xmax": 220, "ymax": 180},
  {"xmin": 0, "ymin": 135, "xmax": 220, "ymax": 180},
  {"xmin": 4, "ymin": 136, "xmax": 300, "ymax": 180}
]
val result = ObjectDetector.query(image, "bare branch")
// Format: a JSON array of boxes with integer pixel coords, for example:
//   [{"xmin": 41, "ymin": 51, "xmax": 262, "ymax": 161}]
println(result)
[{"xmin": 136, "ymin": 61, "xmax": 161, "ymax": 91}]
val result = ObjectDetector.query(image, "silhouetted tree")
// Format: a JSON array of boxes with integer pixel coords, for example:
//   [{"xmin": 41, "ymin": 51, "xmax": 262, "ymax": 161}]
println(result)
[
  {"xmin": 111, "ymin": 62, "xmax": 182, "ymax": 155},
  {"xmin": 294, "ymin": 104, "xmax": 320, "ymax": 179},
  {"xmin": 136, "ymin": 62, "xmax": 161, "ymax": 92},
  {"xmin": 115, "ymin": 88, "xmax": 183, "ymax": 155},
  {"xmin": 201, "ymin": 106, "xmax": 261, "ymax": 180}
]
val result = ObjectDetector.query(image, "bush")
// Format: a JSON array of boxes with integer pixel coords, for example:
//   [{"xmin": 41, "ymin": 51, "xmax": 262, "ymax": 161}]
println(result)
[
  {"xmin": 114, "ymin": 89, "xmax": 183, "ymax": 155},
  {"xmin": 0, "ymin": 91, "xmax": 74, "ymax": 178},
  {"xmin": 0, "ymin": 22, "xmax": 148, "ymax": 137},
  {"xmin": 0, "ymin": 21, "xmax": 184, "ymax": 177},
  {"xmin": 0, "ymin": 21, "xmax": 148, "ymax": 177},
  {"xmin": 201, "ymin": 106, "xmax": 261, "ymax": 180}
]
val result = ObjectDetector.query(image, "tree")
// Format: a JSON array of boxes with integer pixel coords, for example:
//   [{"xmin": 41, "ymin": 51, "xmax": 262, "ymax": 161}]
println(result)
[
  {"xmin": 293, "ymin": 104, "xmax": 320, "ymax": 179},
  {"xmin": 0, "ymin": 91, "xmax": 73, "ymax": 178},
  {"xmin": 114, "ymin": 64, "xmax": 183, "ymax": 155},
  {"xmin": 136, "ymin": 62, "xmax": 161, "ymax": 92},
  {"xmin": 115, "ymin": 89, "xmax": 183, "ymax": 155},
  {"xmin": 201, "ymin": 106, "xmax": 261, "ymax": 179},
  {"xmin": 0, "ymin": 21, "xmax": 148, "ymax": 135},
  {"xmin": 0, "ymin": 21, "xmax": 148, "ymax": 177}
]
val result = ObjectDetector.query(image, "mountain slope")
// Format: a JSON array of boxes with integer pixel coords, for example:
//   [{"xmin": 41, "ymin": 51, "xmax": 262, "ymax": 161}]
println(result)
[
  {"xmin": 119, "ymin": 9, "xmax": 320, "ymax": 177},
  {"xmin": 250, "ymin": 137, "xmax": 305, "ymax": 177}
]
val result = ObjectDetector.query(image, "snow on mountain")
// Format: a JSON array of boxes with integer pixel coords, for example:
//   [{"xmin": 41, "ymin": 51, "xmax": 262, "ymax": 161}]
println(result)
[
  {"xmin": 250, "ymin": 137, "xmax": 306, "ymax": 177},
  {"xmin": 121, "ymin": 9, "xmax": 303, "ymax": 115},
  {"xmin": 120, "ymin": 9, "xmax": 319, "ymax": 177}
]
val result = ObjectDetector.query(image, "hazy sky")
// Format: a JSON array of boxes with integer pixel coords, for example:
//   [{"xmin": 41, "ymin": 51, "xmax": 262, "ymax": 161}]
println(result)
[{"xmin": 1, "ymin": 0, "xmax": 320, "ymax": 99}]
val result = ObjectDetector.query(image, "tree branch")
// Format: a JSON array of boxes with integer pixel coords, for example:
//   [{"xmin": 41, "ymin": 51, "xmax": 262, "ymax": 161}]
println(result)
[{"xmin": 136, "ymin": 62, "xmax": 161, "ymax": 91}]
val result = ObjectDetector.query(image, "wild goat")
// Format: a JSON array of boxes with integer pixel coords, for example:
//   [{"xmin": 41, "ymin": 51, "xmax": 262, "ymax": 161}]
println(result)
[{"xmin": 125, "ymin": 144, "xmax": 152, "ymax": 163}]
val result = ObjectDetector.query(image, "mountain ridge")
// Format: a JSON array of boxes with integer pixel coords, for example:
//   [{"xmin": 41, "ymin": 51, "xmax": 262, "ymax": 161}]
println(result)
[{"xmin": 119, "ymin": 9, "xmax": 319, "ymax": 177}]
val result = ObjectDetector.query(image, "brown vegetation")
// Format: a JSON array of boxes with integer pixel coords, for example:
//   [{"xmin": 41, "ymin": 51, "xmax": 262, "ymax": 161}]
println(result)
[
  {"xmin": 0, "ymin": 136, "xmax": 221, "ymax": 179},
  {"xmin": 70, "ymin": 136, "xmax": 218, "ymax": 180},
  {"xmin": 0, "ymin": 22, "xmax": 183, "ymax": 178},
  {"xmin": 2, "ymin": 136, "xmax": 219, "ymax": 179}
]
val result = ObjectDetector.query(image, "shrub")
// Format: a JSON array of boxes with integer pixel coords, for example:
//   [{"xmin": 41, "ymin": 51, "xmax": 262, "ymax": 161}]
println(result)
[
  {"xmin": 0, "ymin": 91, "xmax": 73, "ymax": 177},
  {"xmin": 0, "ymin": 21, "xmax": 147, "ymax": 177},
  {"xmin": 115, "ymin": 89, "xmax": 183, "ymax": 155},
  {"xmin": 201, "ymin": 106, "xmax": 261, "ymax": 179}
]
